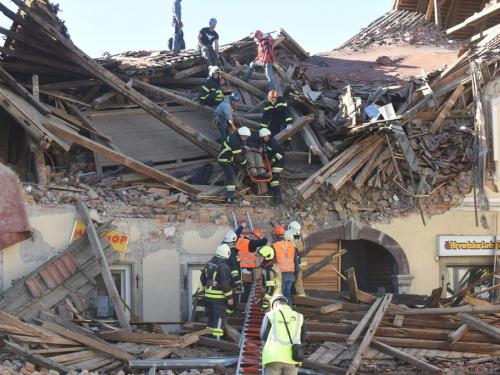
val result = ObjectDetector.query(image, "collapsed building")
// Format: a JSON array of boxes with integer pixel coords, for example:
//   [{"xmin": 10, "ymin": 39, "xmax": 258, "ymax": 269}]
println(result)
[{"xmin": 2, "ymin": 0, "xmax": 500, "ymax": 374}]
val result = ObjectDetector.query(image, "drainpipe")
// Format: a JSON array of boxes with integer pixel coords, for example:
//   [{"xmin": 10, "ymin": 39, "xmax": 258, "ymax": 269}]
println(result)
[{"xmin": 128, "ymin": 357, "xmax": 238, "ymax": 369}]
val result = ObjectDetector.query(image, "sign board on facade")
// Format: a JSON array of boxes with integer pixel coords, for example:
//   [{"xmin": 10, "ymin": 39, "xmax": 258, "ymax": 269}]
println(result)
[
  {"xmin": 70, "ymin": 220, "xmax": 129, "ymax": 258},
  {"xmin": 438, "ymin": 236, "xmax": 496, "ymax": 256}
]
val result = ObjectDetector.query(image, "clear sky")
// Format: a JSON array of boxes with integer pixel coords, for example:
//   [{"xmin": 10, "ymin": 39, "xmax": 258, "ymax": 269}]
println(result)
[{"xmin": 0, "ymin": 0, "xmax": 394, "ymax": 58}]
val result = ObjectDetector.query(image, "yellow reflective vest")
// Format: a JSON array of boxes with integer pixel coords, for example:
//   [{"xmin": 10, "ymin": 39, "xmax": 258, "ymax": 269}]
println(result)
[{"xmin": 262, "ymin": 305, "xmax": 304, "ymax": 367}]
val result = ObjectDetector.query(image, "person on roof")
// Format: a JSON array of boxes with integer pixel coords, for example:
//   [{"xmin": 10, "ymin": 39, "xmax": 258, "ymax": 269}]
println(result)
[
  {"xmin": 217, "ymin": 126, "xmax": 250, "ymax": 205},
  {"xmin": 257, "ymin": 246, "xmax": 282, "ymax": 311},
  {"xmin": 236, "ymin": 227, "xmax": 269, "ymax": 303},
  {"xmin": 213, "ymin": 92, "xmax": 240, "ymax": 142},
  {"xmin": 200, "ymin": 244, "xmax": 234, "ymax": 340},
  {"xmin": 198, "ymin": 18, "xmax": 220, "ymax": 70},
  {"xmin": 261, "ymin": 90, "xmax": 293, "ymax": 150},
  {"xmin": 170, "ymin": 0, "xmax": 184, "ymax": 55},
  {"xmin": 272, "ymin": 225, "xmax": 299, "ymax": 308},
  {"xmin": 244, "ymin": 128, "xmax": 271, "ymax": 179},
  {"xmin": 259, "ymin": 128, "xmax": 285, "ymax": 206},
  {"xmin": 242, "ymin": 30, "xmax": 275, "ymax": 91},
  {"xmin": 198, "ymin": 66, "xmax": 224, "ymax": 108}
]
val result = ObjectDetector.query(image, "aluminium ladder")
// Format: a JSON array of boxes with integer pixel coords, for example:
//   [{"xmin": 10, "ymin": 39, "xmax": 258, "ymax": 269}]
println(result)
[{"xmin": 232, "ymin": 211, "xmax": 254, "ymax": 235}]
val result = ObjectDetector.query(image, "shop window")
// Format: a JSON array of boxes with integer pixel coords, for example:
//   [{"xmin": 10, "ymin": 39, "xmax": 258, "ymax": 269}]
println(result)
[
  {"xmin": 188, "ymin": 265, "xmax": 204, "ymax": 320},
  {"xmin": 85, "ymin": 265, "xmax": 132, "ymax": 320},
  {"xmin": 446, "ymin": 266, "xmax": 492, "ymax": 300}
]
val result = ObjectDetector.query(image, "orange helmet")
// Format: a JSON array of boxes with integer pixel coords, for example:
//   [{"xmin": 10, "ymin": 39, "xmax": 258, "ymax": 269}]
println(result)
[
  {"xmin": 251, "ymin": 229, "xmax": 262, "ymax": 239},
  {"xmin": 268, "ymin": 90, "xmax": 279, "ymax": 100},
  {"xmin": 274, "ymin": 225, "xmax": 285, "ymax": 236}
]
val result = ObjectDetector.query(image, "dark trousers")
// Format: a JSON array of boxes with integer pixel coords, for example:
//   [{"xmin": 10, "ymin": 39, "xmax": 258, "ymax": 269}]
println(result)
[
  {"xmin": 219, "ymin": 162, "xmax": 237, "ymax": 200},
  {"xmin": 206, "ymin": 298, "xmax": 228, "ymax": 339},
  {"xmin": 172, "ymin": 24, "xmax": 184, "ymax": 53},
  {"xmin": 202, "ymin": 46, "xmax": 219, "ymax": 69}
]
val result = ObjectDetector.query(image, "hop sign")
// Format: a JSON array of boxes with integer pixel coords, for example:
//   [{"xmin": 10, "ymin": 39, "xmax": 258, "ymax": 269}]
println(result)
[{"xmin": 70, "ymin": 220, "xmax": 129, "ymax": 255}]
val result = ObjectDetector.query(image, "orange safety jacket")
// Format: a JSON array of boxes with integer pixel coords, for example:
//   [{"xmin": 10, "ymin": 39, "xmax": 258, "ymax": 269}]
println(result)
[
  {"xmin": 272, "ymin": 240, "xmax": 295, "ymax": 273},
  {"xmin": 236, "ymin": 237, "xmax": 257, "ymax": 268}
]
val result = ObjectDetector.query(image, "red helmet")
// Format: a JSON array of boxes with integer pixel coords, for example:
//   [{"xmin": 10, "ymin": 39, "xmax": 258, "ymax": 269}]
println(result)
[
  {"xmin": 251, "ymin": 229, "xmax": 262, "ymax": 239},
  {"xmin": 254, "ymin": 30, "xmax": 262, "ymax": 38},
  {"xmin": 268, "ymin": 90, "xmax": 279, "ymax": 100},
  {"xmin": 274, "ymin": 225, "xmax": 285, "ymax": 236}
]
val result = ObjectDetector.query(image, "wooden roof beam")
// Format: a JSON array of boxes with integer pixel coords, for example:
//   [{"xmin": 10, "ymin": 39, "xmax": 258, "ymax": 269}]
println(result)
[{"xmin": 447, "ymin": 2, "xmax": 500, "ymax": 34}]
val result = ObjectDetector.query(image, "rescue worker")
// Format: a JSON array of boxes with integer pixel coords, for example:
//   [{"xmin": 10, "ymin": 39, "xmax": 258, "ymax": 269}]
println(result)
[
  {"xmin": 218, "ymin": 126, "xmax": 250, "ymax": 204},
  {"xmin": 197, "ymin": 18, "xmax": 220, "ymax": 70},
  {"xmin": 244, "ymin": 128, "xmax": 270, "ymax": 179},
  {"xmin": 260, "ymin": 294, "xmax": 306, "ymax": 375},
  {"xmin": 288, "ymin": 221, "xmax": 307, "ymax": 297},
  {"xmin": 257, "ymin": 246, "xmax": 282, "ymax": 311},
  {"xmin": 272, "ymin": 225, "xmax": 299, "ymax": 308},
  {"xmin": 200, "ymin": 244, "xmax": 234, "ymax": 340},
  {"xmin": 198, "ymin": 66, "xmax": 223, "ymax": 108},
  {"xmin": 261, "ymin": 90, "xmax": 293, "ymax": 151},
  {"xmin": 221, "ymin": 230, "xmax": 243, "ymax": 310},
  {"xmin": 213, "ymin": 92, "xmax": 240, "ymax": 142},
  {"xmin": 242, "ymin": 30, "xmax": 275, "ymax": 91},
  {"xmin": 236, "ymin": 228, "xmax": 269, "ymax": 303},
  {"xmin": 259, "ymin": 128, "xmax": 285, "ymax": 206},
  {"xmin": 170, "ymin": 0, "xmax": 184, "ymax": 55}
]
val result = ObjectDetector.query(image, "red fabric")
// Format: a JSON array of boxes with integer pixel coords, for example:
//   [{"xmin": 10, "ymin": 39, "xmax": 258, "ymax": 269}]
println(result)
[
  {"xmin": 257, "ymin": 35, "xmax": 274, "ymax": 64},
  {"xmin": 0, "ymin": 164, "xmax": 32, "ymax": 250}
]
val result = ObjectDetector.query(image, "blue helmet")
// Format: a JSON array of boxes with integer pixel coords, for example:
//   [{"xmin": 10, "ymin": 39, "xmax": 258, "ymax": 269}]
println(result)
[
  {"xmin": 231, "ymin": 92, "xmax": 240, "ymax": 101},
  {"xmin": 210, "ymin": 18, "xmax": 217, "ymax": 23}
]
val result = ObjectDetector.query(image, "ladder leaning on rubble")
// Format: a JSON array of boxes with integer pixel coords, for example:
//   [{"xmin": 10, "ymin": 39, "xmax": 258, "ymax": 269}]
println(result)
[
  {"xmin": 232, "ymin": 211, "xmax": 254, "ymax": 234},
  {"xmin": 235, "ymin": 279, "xmax": 265, "ymax": 375}
]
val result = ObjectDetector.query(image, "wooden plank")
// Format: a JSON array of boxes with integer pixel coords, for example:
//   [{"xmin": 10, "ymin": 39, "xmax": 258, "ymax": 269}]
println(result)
[
  {"xmin": 174, "ymin": 64, "xmax": 205, "ymax": 80},
  {"xmin": 42, "ymin": 320, "xmax": 136, "ymax": 361},
  {"xmin": 428, "ymin": 287, "xmax": 443, "ymax": 308},
  {"xmin": 302, "ymin": 249, "xmax": 345, "ymax": 279},
  {"xmin": 346, "ymin": 298, "xmax": 383, "ymax": 346},
  {"xmin": 386, "ymin": 304, "xmax": 500, "ymax": 315},
  {"xmin": 98, "ymin": 331, "xmax": 180, "ymax": 341},
  {"xmin": 0, "ymin": 310, "xmax": 48, "ymax": 338},
  {"xmin": 457, "ymin": 313, "xmax": 500, "ymax": 341},
  {"xmin": 302, "ymin": 359, "xmax": 345, "ymax": 375},
  {"xmin": 76, "ymin": 200, "xmax": 131, "ymax": 331},
  {"xmin": 221, "ymin": 72, "xmax": 267, "ymax": 99},
  {"xmin": 4, "ymin": 341, "xmax": 72, "ymax": 374},
  {"xmin": 46, "ymin": 122, "xmax": 201, "ymax": 194},
  {"xmin": 447, "ymin": 323, "xmax": 469, "ymax": 345},
  {"xmin": 371, "ymin": 340, "xmax": 443, "ymax": 374},
  {"xmin": 429, "ymin": 84, "xmax": 465, "ymax": 134},
  {"xmin": 447, "ymin": 2, "xmax": 500, "ymax": 34},
  {"xmin": 196, "ymin": 336, "xmax": 239, "ymax": 352},
  {"xmin": 92, "ymin": 91, "xmax": 115, "ymax": 108},
  {"xmin": 275, "ymin": 115, "xmax": 315, "ymax": 144},
  {"xmin": 224, "ymin": 323, "xmax": 240, "ymax": 342},
  {"xmin": 319, "ymin": 303, "xmax": 343, "ymax": 314},
  {"xmin": 346, "ymin": 268, "xmax": 359, "ymax": 304}
]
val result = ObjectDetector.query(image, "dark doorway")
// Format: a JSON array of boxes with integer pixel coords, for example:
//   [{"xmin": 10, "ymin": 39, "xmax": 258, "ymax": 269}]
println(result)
[{"xmin": 341, "ymin": 240, "xmax": 397, "ymax": 293}]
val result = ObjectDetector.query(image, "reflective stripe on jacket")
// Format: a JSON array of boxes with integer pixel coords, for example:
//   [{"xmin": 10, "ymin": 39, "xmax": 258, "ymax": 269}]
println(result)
[
  {"xmin": 262, "ymin": 305, "xmax": 303, "ymax": 366},
  {"xmin": 200, "ymin": 256, "xmax": 233, "ymax": 300},
  {"xmin": 273, "ymin": 240, "xmax": 295, "ymax": 273},
  {"xmin": 236, "ymin": 237, "xmax": 257, "ymax": 268},
  {"xmin": 261, "ymin": 263, "xmax": 282, "ymax": 308}
]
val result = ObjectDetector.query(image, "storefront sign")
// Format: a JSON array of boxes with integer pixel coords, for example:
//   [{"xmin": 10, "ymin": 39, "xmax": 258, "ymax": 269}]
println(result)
[
  {"xmin": 70, "ymin": 220, "xmax": 129, "ymax": 255},
  {"xmin": 438, "ymin": 235, "xmax": 496, "ymax": 256}
]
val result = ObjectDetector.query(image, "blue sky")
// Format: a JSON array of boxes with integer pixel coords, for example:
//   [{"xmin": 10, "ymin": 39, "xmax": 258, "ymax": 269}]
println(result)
[{"xmin": 0, "ymin": 0, "xmax": 393, "ymax": 58}]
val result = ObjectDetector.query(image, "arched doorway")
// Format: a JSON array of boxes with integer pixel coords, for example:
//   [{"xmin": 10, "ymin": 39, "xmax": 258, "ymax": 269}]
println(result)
[{"xmin": 304, "ymin": 221, "xmax": 413, "ymax": 294}]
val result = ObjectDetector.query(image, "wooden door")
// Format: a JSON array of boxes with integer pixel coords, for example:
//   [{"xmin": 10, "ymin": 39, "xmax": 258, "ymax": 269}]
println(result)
[{"xmin": 302, "ymin": 240, "xmax": 341, "ymax": 291}]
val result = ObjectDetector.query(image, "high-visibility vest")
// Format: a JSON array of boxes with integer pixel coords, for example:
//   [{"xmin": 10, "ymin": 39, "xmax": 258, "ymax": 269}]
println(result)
[
  {"xmin": 236, "ymin": 237, "xmax": 257, "ymax": 269},
  {"xmin": 273, "ymin": 240, "xmax": 295, "ymax": 273},
  {"xmin": 262, "ymin": 305, "xmax": 303, "ymax": 367}
]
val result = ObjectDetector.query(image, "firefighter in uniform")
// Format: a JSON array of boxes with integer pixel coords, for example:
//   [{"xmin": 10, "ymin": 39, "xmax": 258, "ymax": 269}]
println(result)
[
  {"xmin": 257, "ymin": 246, "xmax": 282, "ymax": 311},
  {"xmin": 198, "ymin": 66, "xmax": 224, "ymax": 108},
  {"xmin": 259, "ymin": 128, "xmax": 285, "ymax": 206},
  {"xmin": 288, "ymin": 221, "xmax": 307, "ymax": 297},
  {"xmin": 236, "ymin": 228, "xmax": 269, "ymax": 303},
  {"xmin": 272, "ymin": 225, "xmax": 299, "ymax": 308},
  {"xmin": 200, "ymin": 244, "xmax": 234, "ymax": 339},
  {"xmin": 218, "ymin": 127, "xmax": 251, "ymax": 204},
  {"xmin": 260, "ymin": 294, "xmax": 307, "ymax": 375},
  {"xmin": 221, "ymin": 230, "xmax": 243, "ymax": 312},
  {"xmin": 261, "ymin": 91, "xmax": 293, "ymax": 137}
]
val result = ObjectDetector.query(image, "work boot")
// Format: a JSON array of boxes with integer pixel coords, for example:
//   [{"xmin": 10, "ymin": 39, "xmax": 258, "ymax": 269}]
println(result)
[
  {"xmin": 271, "ymin": 196, "xmax": 284, "ymax": 206},
  {"xmin": 225, "ymin": 197, "xmax": 236, "ymax": 205},
  {"xmin": 284, "ymin": 140, "xmax": 292, "ymax": 152}
]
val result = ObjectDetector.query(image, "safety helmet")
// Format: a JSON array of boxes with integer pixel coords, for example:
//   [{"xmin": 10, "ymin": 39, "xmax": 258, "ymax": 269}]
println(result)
[
  {"xmin": 230, "ymin": 92, "xmax": 240, "ymax": 101},
  {"xmin": 274, "ymin": 225, "xmax": 285, "ymax": 236},
  {"xmin": 288, "ymin": 221, "xmax": 301, "ymax": 236},
  {"xmin": 215, "ymin": 244, "xmax": 231, "ymax": 259},
  {"xmin": 209, "ymin": 66, "xmax": 220, "ymax": 76},
  {"xmin": 238, "ymin": 127, "xmax": 251, "ymax": 137},
  {"xmin": 254, "ymin": 30, "xmax": 262, "ymax": 38},
  {"xmin": 258, "ymin": 246, "xmax": 275, "ymax": 261},
  {"xmin": 223, "ymin": 230, "xmax": 237, "ymax": 243},
  {"xmin": 210, "ymin": 18, "xmax": 217, "ymax": 23},
  {"xmin": 251, "ymin": 229, "xmax": 262, "ymax": 239},
  {"xmin": 268, "ymin": 90, "xmax": 279, "ymax": 100},
  {"xmin": 259, "ymin": 128, "xmax": 271, "ymax": 138},
  {"xmin": 284, "ymin": 230, "xmax": 295, "ymax": 243},
  {"xmin": 270, "ymin": 294, "xmax": 288, "ymax": 306}
]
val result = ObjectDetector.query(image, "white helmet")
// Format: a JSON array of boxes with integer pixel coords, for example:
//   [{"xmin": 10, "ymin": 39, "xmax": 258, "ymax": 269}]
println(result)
[
  {"xmin": 209, "ymin": 66, "xmax": 220, "ymax": 76},
  {"xmin": 223, "ymin": 230, "xmax": 237, "ymax": 243},
  {"xmin": 288, "ymin": 221, "xmax": 301, "ymax": 236},
  {"xmin": 238, "ymin": 127, "xmax": 251, "ymax": 137},
  {"xmin": 259, "ymin": 128, "xmax": 271, "ymax": 138},
  {"xmin": 284, "ymin": 230, "xmax": 295, "ymax": 243},
  {"xmin": 215, "ymin": 244, "xmax": 231, "ymax": 259},
  {"xmin": 270, "ymin": 294, "xmax": 288, "ymax": 306}
]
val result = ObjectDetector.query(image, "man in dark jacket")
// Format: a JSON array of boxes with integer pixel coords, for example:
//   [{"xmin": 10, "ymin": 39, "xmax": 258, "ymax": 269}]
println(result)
[
  {"xmin": 200, "ymin": 244, "xmax": 234, "ymax": 340},
  {"xmin": 259, "ymin": 128, "xmax": 285, "ymax": 206},
  {"xmin": 261, "ymin": 90, "xmax": 293, "ymax": 150},
  {"xmin": 199, "ymin": 66, "xmax": 223, "ymax": 108},
  {"xmin": 221, "ymin": 229, "xmax": 243, "ymax": 312},
  {"xmin": 218, "ymin": 127, "xmax": 250, "ymax": 204}
]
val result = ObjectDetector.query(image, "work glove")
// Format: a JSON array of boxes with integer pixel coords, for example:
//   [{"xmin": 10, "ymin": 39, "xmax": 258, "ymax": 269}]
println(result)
[
  {"xmin": 286, "ymin": 124, "xmax": 292, "ymax": 131},
  {"xmin": 178, "ymin": 20, "xmax": 184, "ymax": 28}
]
